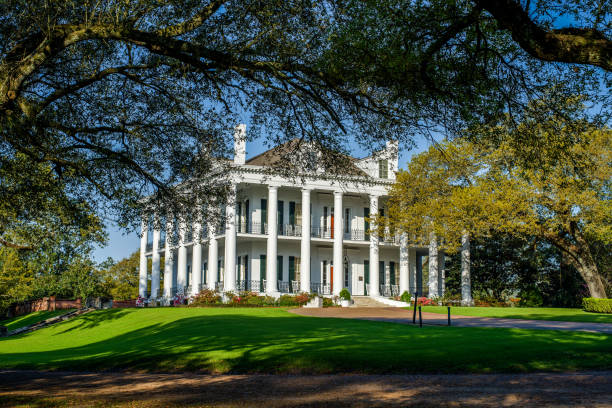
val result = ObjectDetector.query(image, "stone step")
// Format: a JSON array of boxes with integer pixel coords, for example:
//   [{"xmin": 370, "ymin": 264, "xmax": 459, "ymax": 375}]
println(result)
[{"xmin": 351, "ymin": 296, "xmax": 389, "ymax": 308}]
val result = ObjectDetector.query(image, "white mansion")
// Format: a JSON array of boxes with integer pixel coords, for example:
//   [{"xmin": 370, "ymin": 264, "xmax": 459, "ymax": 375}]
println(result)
[{"xmin": 138, "ymin": 126, "xmax": 473, "ymax": 303}]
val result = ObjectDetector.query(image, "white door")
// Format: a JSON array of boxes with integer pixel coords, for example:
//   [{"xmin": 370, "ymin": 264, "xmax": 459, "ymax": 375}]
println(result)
[{"xmin": 352, "ymin": 263, "xmax": 365, "ymax": 295}]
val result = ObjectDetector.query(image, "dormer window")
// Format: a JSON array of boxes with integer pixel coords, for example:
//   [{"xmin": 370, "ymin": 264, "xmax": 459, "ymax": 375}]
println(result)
[{"xmin": 378, "ymin": 159, "xmax": 388, "ymax": 178}]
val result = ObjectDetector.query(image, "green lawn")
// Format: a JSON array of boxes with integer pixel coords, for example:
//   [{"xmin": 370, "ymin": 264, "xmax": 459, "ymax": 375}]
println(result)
[
  {"xmin": 0, "ymin": 308, "xmax": 610, "ymax": 374},
  {"xmin": 420, "ymin": 306, "xmax": 612, "ymax": 323},
  {"xmin": 0, "ymin": 309, "xmax": 75, "ymax": 331}
]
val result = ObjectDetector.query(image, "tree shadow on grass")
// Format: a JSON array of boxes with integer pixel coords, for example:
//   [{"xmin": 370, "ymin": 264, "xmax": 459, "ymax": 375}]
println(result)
[
  {"xmin": 0, "ymin": 310, "xmax": 610, "ymax": 375},
  {"xmin": 51, "ymin": 308, "xmax": 132, "ymax": 334}
]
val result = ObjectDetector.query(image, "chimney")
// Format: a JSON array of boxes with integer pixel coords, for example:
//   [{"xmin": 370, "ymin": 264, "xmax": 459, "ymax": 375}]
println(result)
[{"xmin": 234, "ymin": 124, "xmax": 246, "ymax": 165}]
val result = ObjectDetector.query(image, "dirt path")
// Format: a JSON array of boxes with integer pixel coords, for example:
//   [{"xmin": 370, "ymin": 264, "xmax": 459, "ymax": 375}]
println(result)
[
  {"xmin": 290, "ymin": 307, "xmax": 612, "ymax": 333},
  {"xmin": 1, "ymin": 370, "xmax": 611, "ymax": 407}
]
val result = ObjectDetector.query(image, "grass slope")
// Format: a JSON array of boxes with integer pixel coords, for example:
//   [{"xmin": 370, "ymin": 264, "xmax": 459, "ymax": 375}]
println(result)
[
  {"xmin": 421, "ymin": 306, "xmax": 612, "ymax": 323},
  {"xmin": 0, "ymin": 309, "xmax": 74, "ymax": 331},
  {"xmin": 0, "ymin": 308, "xmax": 610, "ymax": 374}
]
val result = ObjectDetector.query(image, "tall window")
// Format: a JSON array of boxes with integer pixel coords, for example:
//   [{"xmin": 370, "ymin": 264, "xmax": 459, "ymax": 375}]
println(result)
[
  {"xmin": 277, "ymin": 255, "xmax": 283, "ymax": 282},
  {"xmin": 277, "ymin": 200, "xmax": 284, "ymax": 229},
  {"xmin": 323, "ymin": 206, "xmax": 328, "ymax": 233},
  {"xmin": 379, "ymin": 261, "xmax": 385, "ymax": 286},
  {"xmin": 344, "ymin": 260, "xmax": 349, "ymax": 288},
  {"xmin": 260, "ymin": 199, "xmax": 267, "ymax": 234},
  {"xmin": 390, "ymin": 261, "xmax": 396, "ymax": 285},
  {"xmin": 289, "ymin": 201, "xmax": 296, "ymax": 226},
  {"xmin": 289, "ymin": 256, "xmax": 295, "ymax": 282},
  {"xmin": 259, "ymin": 255, "xmax": 266, "ymax": 292},
  {"xmin": 378, "ymin": 159, "xmax": 389, "ymax": 178},
  {"xmin": 364, "ymin": 260, "xmax": 369, "ymax": 295},
  {"xmin": 344, "ymin": 208, "xmax": 350, "ymax": 234},
  {"xmin": 322, "ymin": 260, "xmax": 327, "ymax": 285}
]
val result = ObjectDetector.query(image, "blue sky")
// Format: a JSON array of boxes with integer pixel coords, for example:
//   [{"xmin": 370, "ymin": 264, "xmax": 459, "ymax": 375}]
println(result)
[{"xmin": 92, "ymin": 132, "xmax": 431, "ymax": 263}]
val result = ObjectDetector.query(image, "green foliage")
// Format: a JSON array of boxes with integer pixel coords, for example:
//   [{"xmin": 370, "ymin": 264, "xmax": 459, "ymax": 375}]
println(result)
[
  {"xmin": 582, "ymin": 298, "xmax": 612, "ymax": 314},
  {"xmin": 100, "ymin": 252, "xmax": 140, "ymax": 301},
  {"xmin": 400, "ymin": 291, "xmax": 411, "ymax": 303},
  {"xmin": 189, "ymin": 289, "xmax": 222, "ymax": 306},
  {"xmin": 339, "ymin": 289, "xmax": 351, "ymax": 301},
  {"xmin": 388, "ymin": 97, "xmax": 611, "ymax": 298},
  {"xmin": 322, "ymin": 297, "xmax": 336, "ymax": 307}
]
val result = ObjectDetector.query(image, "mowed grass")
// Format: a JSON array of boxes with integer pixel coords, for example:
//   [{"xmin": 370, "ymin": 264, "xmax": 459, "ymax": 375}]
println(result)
[
  {"xmin": 0, "ymin": 308, "xmax": 610, "ymax": 374},
  {"xmin": 421, "ymin": 306, "xmax": 612, "ymax": 323},
  {"xmin": 0, "ymin": 309, "xmax": 75, "ymax": 331}
]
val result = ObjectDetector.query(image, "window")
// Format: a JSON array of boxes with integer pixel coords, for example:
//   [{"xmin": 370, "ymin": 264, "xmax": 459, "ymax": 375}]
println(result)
[
  {"xmin": 344, "ymin": 260, "xmax": 349, "ymax": 288},
  {"xmin": 322, "ymin": 260, "xmax": 327, "ymax": 285},
  {"xmin": 203, "ymin": 262, "xmax": 207, "ymax": 284},
  {"xmin": 245, "ymin": 200, "xmax": 250, "ymax": 232},
  {"xmin": 289, "ymin": 201, "xmax": 296, "ymax": 226},
  {"xmin": 323, "ymin": 207, "xmax": 328, "ymax": 233},
  {"xmin": 344, "ymin": 208, "xmax": 350, "ymax": 234},
  {"xmin": 378, "ymin": 159, "xmax": 388, "ymax": 178},
  {"xmin": 277, "ymin": 200, "xmax": 284, "ymax": 231},
  {"xmin": 390, "ymin": 261, "xmax": 396, "ymax": 285},
  {"xmin": 289, "ymin": 256, "xmax": 295, "ymax": 282},
  {"xmin": 259, "ymin": 255, "xmax": 266, "ymax": 291},
  {"xmin": 244, "ymin": 255, "xmax": 249, "ymax": 281},
  {"xmin": 379, "ymin": 261, "xmax": 385, "ymax": 286},
  {"xmin": 277, "ymin": 255, "xmax": 283, "ymax": 282},
  {"xmin": 260, "ymin": 199, "xmax": 267, "ymax": 234}
]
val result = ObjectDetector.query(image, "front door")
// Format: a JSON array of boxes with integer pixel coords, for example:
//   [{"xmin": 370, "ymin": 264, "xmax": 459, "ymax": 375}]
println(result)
[{"xmin": 352, "ymin": 263, "xmax": 365, "ymax": 295}]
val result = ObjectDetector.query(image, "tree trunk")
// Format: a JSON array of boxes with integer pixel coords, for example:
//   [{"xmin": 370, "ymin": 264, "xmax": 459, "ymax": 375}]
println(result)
[{"xmin": 574, "ymin": 256, "xmax": 607, "ymax": 299}]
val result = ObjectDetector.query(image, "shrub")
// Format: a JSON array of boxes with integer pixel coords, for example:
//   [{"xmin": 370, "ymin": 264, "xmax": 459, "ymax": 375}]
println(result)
[
  {"xmin": 582, "ymin": 298, "xmax": 612, "ymax": 314},
  {"xmin": 416, "ymin": 297, "xmax": 433, "ymax": 306},
  {"xmin": 189, "ymin": 289, "xmax": 221, "ymax": 306},
  {"xmin": 518, "ymin": 286, "xmax": 544, "ymax": 307},
  {"xmin": 322, "ymin": 297, "xmax": 336, "ymax": 307},
  {"xmin": 400, "ymin": 291, "xmax": 411, "ymax": 303},
  {"xmin": 339, "ymin": 288, "xmax": 351, "ymax": 301}
]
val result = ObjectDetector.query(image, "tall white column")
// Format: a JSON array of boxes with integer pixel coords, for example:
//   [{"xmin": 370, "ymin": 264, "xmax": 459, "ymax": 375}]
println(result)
[
  {"xmin": 151, "ymin": 228, "xmax": 161, "ymax": 299},
  {"xmin": 399, "ymin": 233, "xmax": 409, "ymax": 295},
  {"xmin": 300, "ymin": 188, "xmax": 311, "ymax": 293},
  {"xmin": 461, "ymin": 232, "xmax": 473, "ymax": 306},
  {"xmin": 428, "ymin": 234, "xmax": 439, "ymax": 298},
  {"xmin": 224, "ymin": 184, "xmax": 237, "ymax": 292},
  {"xmin": 332, "ymin": 190, "xmax": 343, "ymax": 295},
  {"xmin": 163, "ymin": 217, "xmax": 175, "ymax": 298},
  {"xmin": 369, "ymin": 195, "xmax": 380, "ymax": 297},
  {"xmin": 266, "ymin": 186, "xmax": 278, "ymax": 294},
  {"xmin": 207, "ymin": 219, "xmax": 218, "ymax": 290},
  {"xmin": 438, "ymin": 249, "xmax": 445, "ymax": 297},
  {"xmin": 177, "ymin": 217, "xmax": 188, "ymax": 291},
  {"xmin": 138, "ymin": 218, "xmax": 148, "ymax": 298},
  {"xmin": 191, "ymin": 214, "xmax": 203, "ymax": 296}
]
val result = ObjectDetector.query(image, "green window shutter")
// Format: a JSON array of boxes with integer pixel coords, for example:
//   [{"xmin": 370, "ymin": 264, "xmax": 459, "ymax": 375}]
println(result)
[
  {"xmin": 261, "ymin": 199, "xmax": 267, "ymax": 234},
  {"xmin": 289, "ymin": 256, "xmax": 295, "ymax": 282},
  {"xmin": 390, "ymin": 261, "xmax": 396, "ymax": 285},
  {"xmin": 277, "ymin": 200, "xmax": 284, "ymax": 227},
  {"xmin": 289, "ymin": 202, "xmax": 296, "ymax": 226},
  {"xmin": 277, "ymin": 255, "xmax": 283, "ymax": 282},
  {"xmin": 379, "ymin": 261, "xmax": 385, "ymax": 286},
  {"xmin": 260, "ymin": 255, "xmax": 266, "ymax": 292},
  {"xmin": 217, "ymin": 260, "xmax": 221, "ymax": 282}
]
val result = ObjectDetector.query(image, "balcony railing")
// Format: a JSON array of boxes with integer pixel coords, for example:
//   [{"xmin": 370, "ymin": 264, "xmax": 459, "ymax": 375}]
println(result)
[
  {"xmin": 310, "ymin": 283, "xmax": 331, "ymax": 295},
  {"xmin": 311, "ymin": 226, "xmax": 332, "ymax": 239},
  {"xmin": 236, "ymin": 280, "xmax": 267, "ymax": 292},
  {"xmin": 344, "ymin": 229, "xmax": 366, "ymax": 241},
  {"xmin": 379, "ymin": 284, "xmax": 400, "ymax": 297}
]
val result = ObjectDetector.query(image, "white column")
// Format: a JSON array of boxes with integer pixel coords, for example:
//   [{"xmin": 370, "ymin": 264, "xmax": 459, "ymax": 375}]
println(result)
[
  {"xmin": 207, "ymin": 219, "xmax": 218, "ymax": 290},
  {"xmin": 224, "ymin": 184, "xmax": 237, "ymax": 292},
  {"xmin": 176, "ymin": 217, "xmax": 188, "ymax": 291},
  {"xmin": 151, "ymin": 227, "xmax": 161, "ymax": 299},
  {"xmin": 408, "ymin": 247, "xmax": 417, "ymax": 295},
  {"xmin": 461, "ymin": 232, "xmax": 473, "ymax": 306},
  {"xmin": 191, "ymin": 214, "xmax": 203, "ymax": 296},
  {"xmin": 266, "ymin": 186, "xmax": 278, "ymax": 294},
  {"xmin": 428, "ymin": 234, "xmax": 439, "ymax": 298},
  {"xmin": 138, "ymin": 218, "xmax": 148, "ymax": 298},
  {"xmin": 300, "ymin": 188, "xmax": 311, "ymax": 293},
  {"xmin": 332, "ymin": 190, "xmax": 343, "ymax": 295},
  {"xmin": 438, "ymin": 249, "xmax": 445, "ymax": 297},
  {"xmin": 163, "ymin": 217, "xmax": 175, "ymax": 298},
  {"xmin": 399, "ymin": 233, "xmax": 409, "ymax": 295},
  {"xmin": 369, "ymin": 195, "xmax": 380, "ymax": 297}
]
